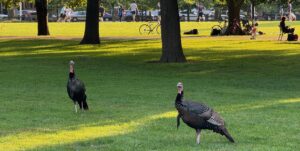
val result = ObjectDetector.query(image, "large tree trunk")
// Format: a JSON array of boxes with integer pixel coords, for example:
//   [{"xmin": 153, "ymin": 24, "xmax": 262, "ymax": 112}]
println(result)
[
  {"xmin": 225, "ymin": 0, "xmax": 244, "ymax": 35},
  {"xmin": 251, "ymin": 0, "xmax": 255, "ymax": 26},
  {"xmin": 80, "ymin": 0, "xmax": 100, "ymax": 44},
  {"xmin": 35, "ymin": 0, "xmax": 49, "ymax": 36},
  {"xmin": 160, "ymin": 0, "xmax": 186, "ymax": 63}
]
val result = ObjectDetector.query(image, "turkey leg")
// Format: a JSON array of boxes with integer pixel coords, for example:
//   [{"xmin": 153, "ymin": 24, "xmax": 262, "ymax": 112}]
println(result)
[
  {"xmin": 196, "ymin": 129, "xmax": 201, "ymax": 144},
  {"xmin": 74, "ymin": 103, "xmax": 78, "ymax": 113},
  {"xmin": 82, "ymin": 102, "xmax": 84, "ymax": 111}
]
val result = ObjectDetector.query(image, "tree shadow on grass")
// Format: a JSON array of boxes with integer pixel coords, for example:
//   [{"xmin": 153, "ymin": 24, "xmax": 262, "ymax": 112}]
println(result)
[
  {"xmin": 0, "ymin": 38, "xmax": 300, "ymax": 150},
  {"xmin": 0, "ymin": 39, "xmax": 160, "ymax": 58}
]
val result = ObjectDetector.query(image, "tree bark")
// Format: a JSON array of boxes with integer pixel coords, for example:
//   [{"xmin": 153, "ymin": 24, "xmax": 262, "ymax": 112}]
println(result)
[
  {"xmin": 80, "ymin": 0, "xmax": 100, "ymax": 44},
  {"xmin": 225, "ymin": 0, "xmax": 244, "ymax": 35},
  {"xmin": 187, "ymin": 6, "xmax": 190, "ymax": 22},
  {"xmin": 251, "ymin": 0, "xmax": 255, "ymax": 26},
  {"xmin": 35, "ymin": 0, "xmax": 50, "ymax": 36},
  {"xmin": 160, "ymin": 0, "xmax": 186, "ymax": 63}
]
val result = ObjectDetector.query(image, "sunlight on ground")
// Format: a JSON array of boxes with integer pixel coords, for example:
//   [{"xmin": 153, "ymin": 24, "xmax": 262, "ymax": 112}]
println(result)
[
  {"xmin": 0, "ymin": 98, "xmax": 298, "ymax": 151},
  {"xmin": 222, "ymin": 98, "xmax": 300, "ymax": 112},
  {"xmin": 0, "ymin": 21, "xmax": 300, "ymax": 37},
  {"xmin": 0, "ymin": 111, "xmax": 176, "ymax": 151}
]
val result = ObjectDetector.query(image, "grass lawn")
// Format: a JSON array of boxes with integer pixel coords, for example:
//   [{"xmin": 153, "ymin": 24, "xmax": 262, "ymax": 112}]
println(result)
[
  {"xmin": 0, "ymin": 22, "xmax": 299, "ymax": 151},
  {"xmin": 1, "ymin": 21, "xmax": 300, "ymax": 37}
]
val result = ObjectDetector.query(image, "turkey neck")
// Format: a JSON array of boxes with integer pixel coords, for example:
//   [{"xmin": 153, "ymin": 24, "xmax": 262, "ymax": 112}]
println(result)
[
  {"xmin": 69, "ymin": 65, "xmax": 75, "ymax": 80},
  {"xmin": 175, "ymin": 91, "xmax": 184, "ymax": 104}
]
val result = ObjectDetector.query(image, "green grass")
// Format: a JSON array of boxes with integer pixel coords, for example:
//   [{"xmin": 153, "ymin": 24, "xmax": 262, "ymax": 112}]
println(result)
[
  {"xmin": 1, "ymin": 21, "xmax": 300, "ymax": 37},
  {"xmin": 0, "ymin": 22, "xmax": 299, "ymax": 151}
]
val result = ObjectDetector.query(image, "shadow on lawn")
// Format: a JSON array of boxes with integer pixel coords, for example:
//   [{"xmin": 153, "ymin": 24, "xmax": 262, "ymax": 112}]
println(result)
[
  {"xmin": 0, "ymin": 38, "xmax": 300, "ymax": 150},
  {"xmin": 0, "ymin": 39, "xmax": 160, "ymax": 58}
]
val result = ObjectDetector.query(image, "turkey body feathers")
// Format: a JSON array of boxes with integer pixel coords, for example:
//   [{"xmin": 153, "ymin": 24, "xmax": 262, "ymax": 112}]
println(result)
[
  {"xmin": 175, "ymin": 92, "xmax": 234, "ymax": 143},
  {"xmin": 67, "ymin": 77, "xmax": 88, "ymax": 110}
]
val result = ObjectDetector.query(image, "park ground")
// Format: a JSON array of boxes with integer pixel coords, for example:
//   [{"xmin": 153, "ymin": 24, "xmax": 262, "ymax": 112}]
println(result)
[{"xmin": 0, "ymin": 21, "xmax": 299, "ymax": 151}]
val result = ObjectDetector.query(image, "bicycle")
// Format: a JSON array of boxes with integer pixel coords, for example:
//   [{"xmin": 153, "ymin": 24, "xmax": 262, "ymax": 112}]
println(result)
[
  {"xmin": 139, "ymin": 21, "xmax": 161, "ymax": 35},
  {"xmin": 211, "ymin": 20, "xmax": 227, "ymax": 36}
]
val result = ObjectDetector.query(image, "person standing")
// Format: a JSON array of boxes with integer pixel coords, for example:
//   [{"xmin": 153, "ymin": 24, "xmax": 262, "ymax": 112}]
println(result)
[
  {"xmin": 157, "ymin": 1, "xmax": 161, "ymax": 22},
  {"xmin": 99, "ymin": 4, "xmax": 105, "ymax": 22},
  {"xmin": 196, "ymin": 2, "xmax": 204, "ymax": 22},
  {"xmin": 288, "ymin": 0, "xmax": 292, "ymax": 21},
  {"xmin": 118, "ymin": 5, "xmax": 124, "ymax": 22},
  {"xmin": 250, "ymin": 23, "xmax": 258, "ymax": 40},
  {"xmin": 129, "ymin": 1, "xmax": 138, "ymax": 22}
]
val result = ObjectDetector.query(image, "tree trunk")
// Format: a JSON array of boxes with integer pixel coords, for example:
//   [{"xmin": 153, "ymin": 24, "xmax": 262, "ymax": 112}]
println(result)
[
  {"xmin": 80, "ymin": 0, "xmax": 100, "ymax": 44},
  {"xmin": 251, "ymin": 1, "xmax": 255, "ymax": 26},
  {"xmin": 215, "ymin": 7, "xmax": 221, "ymax": 20},
  {"xmin": 225, "ymin": 0, "xmax": 244, "ymax": 35},
  {"xmin": 160, "ymin": 0, "xmax": 186, "ymax": 63},
  {"xmin": 187, "ymin": 6, "xmax": 190, "ymax": 22},
  {"xmin": 35, "ymin": 0, "xmax": 50, "ymax": 36}
]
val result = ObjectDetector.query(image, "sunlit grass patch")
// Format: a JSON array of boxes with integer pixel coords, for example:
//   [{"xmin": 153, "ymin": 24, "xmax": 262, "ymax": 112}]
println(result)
[
  {"xmin": 1, "ymin": 21, "xmax": 300, "ymax": 38},
  {"xmin": 0, "ymin": 111, "xmax": 178, "ymax": 151}
]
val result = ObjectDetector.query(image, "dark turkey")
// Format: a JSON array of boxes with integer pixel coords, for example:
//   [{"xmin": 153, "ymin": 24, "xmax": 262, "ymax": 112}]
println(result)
[
  {"xmin": 175, "ymin": 82, "xmax": 234, "ymax": 144},
  {"xmin": 67, "ymin": 60, "xmax": 88, "ymax": 112}
]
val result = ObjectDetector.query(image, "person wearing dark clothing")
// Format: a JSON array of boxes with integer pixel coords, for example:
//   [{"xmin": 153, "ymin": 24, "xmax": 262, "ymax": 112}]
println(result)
[
  {"xmin": 118, "ymin": 6, "xmax": 124, "ymax": 22},
  {"xmin": 196, "ymin": 3, "xmax": 204, "ymax": 21},
  {"xmin": 280, "ymin": 17, "xmax": 294, "ymax": 33}
]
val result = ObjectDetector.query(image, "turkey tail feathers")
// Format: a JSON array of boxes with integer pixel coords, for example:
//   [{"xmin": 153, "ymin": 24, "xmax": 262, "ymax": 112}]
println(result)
[
  {"xmin": 78, "ymin": 95, "xmax": 88, "ymax": 110},
  {"xmin": 83, "ymin": 101, "xmax": 89, "ymax": 110}
]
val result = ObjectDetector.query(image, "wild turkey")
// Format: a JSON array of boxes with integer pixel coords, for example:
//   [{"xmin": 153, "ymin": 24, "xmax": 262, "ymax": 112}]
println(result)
[
  {"xmin": 175, "ymin": 82, "xmax": 234, "ymax": 144},
  {"xmin": 67, "ymin": 60, "xmax": 88, "ymax": 112}
]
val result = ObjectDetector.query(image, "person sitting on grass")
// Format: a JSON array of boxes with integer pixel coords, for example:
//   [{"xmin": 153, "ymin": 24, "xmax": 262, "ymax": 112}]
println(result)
[{"xmin": 280, "ymin": 16, "xmax": 295, "ymax": 33}]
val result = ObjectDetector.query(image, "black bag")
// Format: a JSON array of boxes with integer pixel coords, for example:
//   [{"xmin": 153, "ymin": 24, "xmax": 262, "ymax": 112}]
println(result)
[
  {"xmin": 287, "ymin": 34, "xmax": 298, "ymax": 41},
  {"xmin": 211, "ymin": 29, "xmax": 221, "ymax": 36},
  {"xmin": 287, "ymin": 34, "xmax": 293, "ymax": 41},
  {"xmin": 184, "ymin": 29, "xmax": 198, "ymax": 35},
  {"xmin": 294, "ymin": 34, "xmax": 298, "ymax": 41}
]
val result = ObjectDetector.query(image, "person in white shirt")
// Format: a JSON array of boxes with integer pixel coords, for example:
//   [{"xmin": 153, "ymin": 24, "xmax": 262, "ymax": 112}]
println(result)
[
  {"xmin": 65, "ymin": 7, "xmax": 73, "ymax": 22},
  {"xmin": 288, "ymin": 0, "xmax": 292, "ymax": 21},
  {"xmin": 157, "ymin": 1, "xmax": 161, "ymax": 22},
  {"xmin": 57, "ymin": 6, "xmax": 66, "ymax": 22},
  {"xmin": 129, "ymin": 1, "xmax": 138, "ymax": 22}
]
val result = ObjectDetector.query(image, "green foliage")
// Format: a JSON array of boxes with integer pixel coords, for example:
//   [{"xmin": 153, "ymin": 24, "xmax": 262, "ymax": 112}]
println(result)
[
  {"xmin": 48, "ymin": 0, "xmax": 87, "ymax": 9},
  {"xmin": 65, "ymin": 0, "xmax": 87, "ymax": 8},
  {"xmin": 0, "ymin": 0, "xmax": 31, "ymax": 8}
]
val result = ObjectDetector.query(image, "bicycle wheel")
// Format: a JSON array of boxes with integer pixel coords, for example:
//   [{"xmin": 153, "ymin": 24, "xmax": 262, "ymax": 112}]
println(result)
[
  {"xmin": 156, "ymin": 24, "xmax": 161, "ymax": 34},
  {"xmin": 139, "ymin": 24, "xmax": 151, "ymax": 35},
  {"xmin": 211, "ymin": 25, "xmax": 222, "ymax": 31}
]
